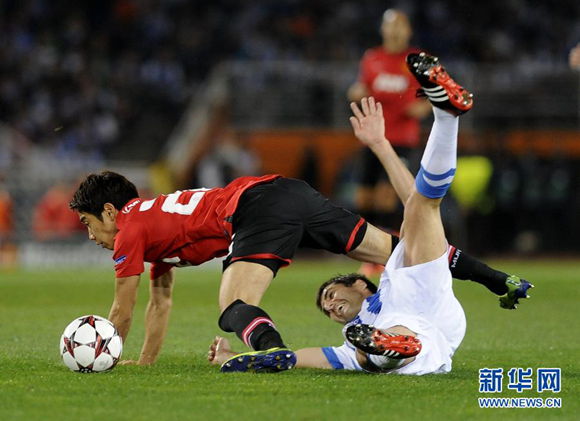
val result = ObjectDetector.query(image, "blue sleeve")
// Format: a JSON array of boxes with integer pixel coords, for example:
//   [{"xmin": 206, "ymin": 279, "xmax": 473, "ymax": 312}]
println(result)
[
  {"xmin": 321, "ymin": 342, "xmax": 362, "ymax": 371},
  {"xmin": 322, "ymin": 347, "xmax": 344, "ymax": 369}
]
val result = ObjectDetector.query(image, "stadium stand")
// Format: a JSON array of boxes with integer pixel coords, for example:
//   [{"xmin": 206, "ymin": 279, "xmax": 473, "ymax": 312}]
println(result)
[{"xmin": 0, "ymin": 0, "xmax": 579, "ymax": 263}]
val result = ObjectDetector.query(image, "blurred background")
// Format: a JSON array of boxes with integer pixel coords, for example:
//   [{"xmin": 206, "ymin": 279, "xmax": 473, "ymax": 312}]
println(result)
[{"xmin": 0, "ymin": 0, "xmax": 579, "ymax": 269}]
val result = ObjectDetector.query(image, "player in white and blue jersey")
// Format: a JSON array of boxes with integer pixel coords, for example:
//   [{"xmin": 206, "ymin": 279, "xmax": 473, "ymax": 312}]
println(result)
[
  {"xmin": 313, "ymin": 83, "xmax": 468, "ymax": 373},
  {"xmin": 311, "ymin": 53, "xmax": 519, "ymax": 374}
]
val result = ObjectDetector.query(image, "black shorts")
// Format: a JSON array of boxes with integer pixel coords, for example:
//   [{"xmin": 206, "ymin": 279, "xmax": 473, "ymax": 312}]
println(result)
[
  {"xmin": 223, "ymin": 177, "xmax": 367, "ymax": 275},
  {"xmin": 358, "ymin": 145, "xmax": 419, "ymax": 187}
]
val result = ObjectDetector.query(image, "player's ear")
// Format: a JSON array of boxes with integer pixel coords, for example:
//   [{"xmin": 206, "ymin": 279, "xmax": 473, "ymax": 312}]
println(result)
[
  {"xmin": 102, "ymin": 203, "xmax": 118, "ymax": 221},
  {"xmin": 353, "ymin": 278, "xmax": 370, "ymax": 292}
]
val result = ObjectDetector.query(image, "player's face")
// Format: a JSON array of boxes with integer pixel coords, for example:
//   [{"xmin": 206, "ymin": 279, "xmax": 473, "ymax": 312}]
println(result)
[
  {"xmin": 381, "ymin": 12, "xmax": 412, "ymax": 49},
  {"xmin": 78, "ymin": 208, "xmax": 118, "ymax": 250},
  {"xmin": 320, "ymin": 282, "xmax": 367, "ymax": 324}
]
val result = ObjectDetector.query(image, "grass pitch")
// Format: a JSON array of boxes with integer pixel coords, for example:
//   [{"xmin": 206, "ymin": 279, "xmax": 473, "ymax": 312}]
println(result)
[{"xmin": 0, "ymin": 259, "xmax": 578, "ymax": 420}]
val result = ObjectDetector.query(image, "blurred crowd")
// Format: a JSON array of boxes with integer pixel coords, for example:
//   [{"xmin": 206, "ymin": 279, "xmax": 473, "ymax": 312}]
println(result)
[
  {"xmin": 0, "ymin": 0, "xmax": 578, "ymax": 248},
  {"xmin": 1, "ymin": 0, "xmax": 578, "ymax": 159}
]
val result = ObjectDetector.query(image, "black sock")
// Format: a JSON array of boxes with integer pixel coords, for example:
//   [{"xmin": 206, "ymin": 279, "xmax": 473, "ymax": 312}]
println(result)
[
  {"xmin": 448, "ymin": 247, "xmax": 508, "ymax": 295},
  {"xmin": 218, "ymin": 299, "xmax": 286, "ymax": 350}
]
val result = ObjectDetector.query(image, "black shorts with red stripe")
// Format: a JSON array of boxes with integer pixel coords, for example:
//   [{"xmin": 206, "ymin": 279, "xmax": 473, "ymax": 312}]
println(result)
[{"xmin": 223, "ymin": 177, "xmax": 367, "ymax": 275}]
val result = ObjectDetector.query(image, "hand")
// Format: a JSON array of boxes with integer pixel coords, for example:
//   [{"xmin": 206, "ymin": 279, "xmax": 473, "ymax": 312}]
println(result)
[
  {"xmin": 207, "ymin": 336, "xmax": 237, "ymax": 365},
  {"xmin": 349, "ymin": 97, "xmax": 388, "ymax": 149}
]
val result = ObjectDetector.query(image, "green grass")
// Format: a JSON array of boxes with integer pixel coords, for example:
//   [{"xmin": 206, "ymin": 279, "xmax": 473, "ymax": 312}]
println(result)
[{"xmin": 1, "ymin": 259, "xmax": 578, "ymax": 420}]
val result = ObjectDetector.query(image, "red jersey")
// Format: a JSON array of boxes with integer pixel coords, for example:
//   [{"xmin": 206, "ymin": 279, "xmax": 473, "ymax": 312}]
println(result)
[
  {"xmin": 358, "ymin": 46, "xmax": 422, "ymax": 147},
  {"xmin": 112, "ymin": 174, "xmax": 280, "ymax": 279}
]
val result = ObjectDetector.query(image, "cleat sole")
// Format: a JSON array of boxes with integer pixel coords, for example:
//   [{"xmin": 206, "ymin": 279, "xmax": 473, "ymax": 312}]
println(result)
[
  {"xmin": 345, "ymin": 324, "xmax": 421, "ymax": 358},
  {"xmin": 406, "ymin": 52, "xmax": 473, "ymax": 115},
  {"xmin": 221, "ymin": 348, "xmax": 297, "ymax": 373}
]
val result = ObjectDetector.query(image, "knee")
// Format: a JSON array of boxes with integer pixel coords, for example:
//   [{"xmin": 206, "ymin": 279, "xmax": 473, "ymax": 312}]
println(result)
[
  {"xmin": 219, "ymin": 262, "xmax": 274, "ymax": 309},
  {"xmin": 150, "ymin": 296, "xmax": 172, "ymax": 311}
]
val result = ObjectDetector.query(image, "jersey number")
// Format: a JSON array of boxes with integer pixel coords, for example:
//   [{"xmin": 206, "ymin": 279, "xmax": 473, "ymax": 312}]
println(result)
[{"xmin": 140, "ymin": 189, "xmax": 208, "ymax": 215}]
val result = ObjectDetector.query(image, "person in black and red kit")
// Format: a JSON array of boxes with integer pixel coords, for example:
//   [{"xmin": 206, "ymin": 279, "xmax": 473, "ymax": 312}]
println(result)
[
  {"xmin": 70, "ymin": 159, "xmax": 528, "ymax": 373},
  {"xmin": 71, "ymin": 173, "xmax": 385, "ymax": 369},
  {"xmin": 348, "ymin": 9, "xmax": 432, "ymax": 275}
]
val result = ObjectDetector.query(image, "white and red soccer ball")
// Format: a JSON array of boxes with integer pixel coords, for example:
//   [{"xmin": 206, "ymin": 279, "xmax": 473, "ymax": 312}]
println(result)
[{"xmin": 60, "ymin": 315, "xmax": 123, "ymax": 373}]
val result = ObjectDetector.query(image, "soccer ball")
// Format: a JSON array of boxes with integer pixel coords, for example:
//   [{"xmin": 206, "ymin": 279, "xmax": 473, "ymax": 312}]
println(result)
[{"xmin": 59, "ymin": 315, "xmax": 123, "ymax": 373}]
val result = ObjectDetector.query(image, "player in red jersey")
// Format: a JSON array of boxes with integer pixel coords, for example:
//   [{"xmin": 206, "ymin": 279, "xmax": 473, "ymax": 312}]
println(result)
[
  {"xmin": 70, "ymin": 171, "xmax": 390, "ymax": 366},
  {"xmin": 349, "ymin": 10, "xmax": 430, "ymax": 150},
  {"xmin": 348, "ymin": 9, "xmax": 432, "ymax": 273}
]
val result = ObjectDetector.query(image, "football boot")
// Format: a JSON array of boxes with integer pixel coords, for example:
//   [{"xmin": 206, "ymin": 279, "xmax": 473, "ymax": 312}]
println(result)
[
  {"xmin": 406, "ymin": 52, "xmax": 473, "ymax": 115},
  {"xmin": 220, "ymin": 347, "xmax": 296, "ymax": 373},
  {"xmin": 499, "ymin": 275, "xmax": 534, "ymax": 309},
  {"xmin": 345, "ymin": 324, "xmax": 421, "ymax": 358}
]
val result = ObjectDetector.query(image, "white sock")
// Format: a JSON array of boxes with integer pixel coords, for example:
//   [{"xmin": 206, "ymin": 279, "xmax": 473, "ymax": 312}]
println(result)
[
  {"xmin": 368, "ymin": 353, "xmax": 405, "ymax": 370},
  {"xmin": 415, "ymin": 108, "xmax": 459, "ymax": 198}
]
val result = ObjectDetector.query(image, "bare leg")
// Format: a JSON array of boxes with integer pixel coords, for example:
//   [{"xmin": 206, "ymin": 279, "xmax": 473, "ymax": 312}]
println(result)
[
  {"xmin": 218, "ymin": 261, "xmax": 273, "ymax": 311},
  {"xmin": 217, "ymin": 261, "xmax": 286, "ymax": 350},
  {"xmin": 400, "ymin": 191, "xmax": 447, "ymax": 266}
]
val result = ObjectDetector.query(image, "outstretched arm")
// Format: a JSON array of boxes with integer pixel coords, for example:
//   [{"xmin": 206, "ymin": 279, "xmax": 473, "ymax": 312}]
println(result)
[
  {"xmin": 349, "ymin": 97, "xmax": 415, "ymax": 205},
  {"xmin": 295, "ymin": 348, "xmax": 333, "ymax": 369}
]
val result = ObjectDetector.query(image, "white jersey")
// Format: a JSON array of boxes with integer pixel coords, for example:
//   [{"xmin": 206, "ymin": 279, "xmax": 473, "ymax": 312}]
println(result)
[{"xmin": 322, "ymin": 240, "xmax": 466, "ymax": 375}]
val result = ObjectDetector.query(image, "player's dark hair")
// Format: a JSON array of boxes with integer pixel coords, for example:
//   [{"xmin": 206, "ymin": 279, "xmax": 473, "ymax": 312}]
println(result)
[
  {"xmin": 69, "ymin": 171, "xmax": 139, "ymax": 219},
  {"xmin": 316, "ymin": 273, "xmax": 377, "ymax": 317}
]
